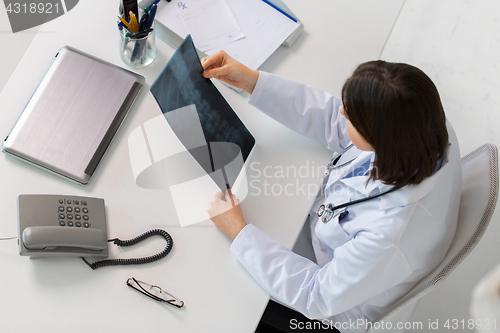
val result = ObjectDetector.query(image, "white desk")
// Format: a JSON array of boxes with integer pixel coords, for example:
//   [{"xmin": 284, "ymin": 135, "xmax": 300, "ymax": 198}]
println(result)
[{"xmin": 0, "ymin": 1, "xmax": 403, "ymax": 331}]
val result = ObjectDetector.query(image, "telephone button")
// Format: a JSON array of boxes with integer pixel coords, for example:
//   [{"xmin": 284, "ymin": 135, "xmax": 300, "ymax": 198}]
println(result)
[
  {"xmin": 58, "ymin": 213, "xmax": 65, "ymax": 219},
  {"xmin": 59, "ymin": 199, "xmax": 64, "ymax": 204},
  {"xmin": 74, "ymin": 207, "xmax": 81, "ymax": 213},
  {"xmin": 83, "ymin": 222, "xmax": 90, "ymax": 228},
  {"xmin": 67, "ymin": 214, "xmax": 74, "ymax": 220},
  {"xmin": 66, "ymin": 207, "xmax": 73, "ymax": 213},
  {"xmin": 83, "ymin": 215, "xmax": 89, "ymax": 221},
  {"xmin": 82, "ymin": 208, "xmax": 88, "ymax": 214},
  {"xmin": 75, "ymin": 222, "xmax": 82, "ymax": 227},
  {"xmin": 75, "ymin": 214, "xmax": 81, "ymax": 220},
  {"xmin": 59, "ymin": 221, "xmax": 65, "ymax": 226},
  {"xmin": 74, "ymin": 200, "xmax": 79, "ymax": 205},
  {"xmin": 58, "ymin": 206, "xmax": 64, "ymax": 212},
  {"xmin": 82, "ymin": 201, "xmax": 87, "ymax": 206},
  {"xmin": 67, "ymin": 221, "xmax": 74, "ymax": 227}
]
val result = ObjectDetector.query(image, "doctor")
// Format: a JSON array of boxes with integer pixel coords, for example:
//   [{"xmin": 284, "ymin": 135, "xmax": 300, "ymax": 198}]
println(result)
[{"xmin": 204, "ymin": 52, "xmax": 461, "ymax": 333}]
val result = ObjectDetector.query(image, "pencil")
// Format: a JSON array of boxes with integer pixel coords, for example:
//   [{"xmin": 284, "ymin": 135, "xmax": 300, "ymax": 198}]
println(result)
[
  {"xmin": 129, "ymin": 11, "xmax": 138, "ymax": 33},
  {"xmin": 118, "ymin": 16, "xmax": 136, "ymax": 33}
]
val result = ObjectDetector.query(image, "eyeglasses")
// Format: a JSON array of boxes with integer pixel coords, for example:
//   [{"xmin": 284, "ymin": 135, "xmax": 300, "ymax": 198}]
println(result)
[{"xmin": 126, "ymin": 277, "xmax": 184, "ymax": 308}]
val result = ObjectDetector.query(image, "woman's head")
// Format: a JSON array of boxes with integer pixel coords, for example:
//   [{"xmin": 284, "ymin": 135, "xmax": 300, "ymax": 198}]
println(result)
[{"xmin": 341, "ymin": 60, "xmax": 448, "ymax": 186}]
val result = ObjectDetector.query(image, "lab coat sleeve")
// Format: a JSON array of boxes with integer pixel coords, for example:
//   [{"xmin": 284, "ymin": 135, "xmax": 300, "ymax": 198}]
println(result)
[
  {"xmin": 248, "ymin": 72, "xmax": 350, "ymax": 152},
  {"xmin": 230, "ymin": 224, "xmax": 413, "ymax": 319}
]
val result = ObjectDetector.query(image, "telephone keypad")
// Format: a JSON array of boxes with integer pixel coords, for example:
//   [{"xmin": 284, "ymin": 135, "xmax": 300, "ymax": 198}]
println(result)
[{"xmin": 58, "ymin": 198, "xmax": 90, "ymax": 228}]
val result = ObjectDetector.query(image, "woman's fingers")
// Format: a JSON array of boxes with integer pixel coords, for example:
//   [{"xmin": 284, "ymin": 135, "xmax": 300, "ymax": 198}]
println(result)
[
  {"xmin": 201, "ymin": 50, "xmax": 227, "ymax": 70},
  {"xmin": 201, "ymin": 50, "xmax": 258, "ymax": 94},
  {"xmin": 203, "ymin": 66, "xmax": 227, "ymax": 79},
  {"xmin": 207, "ymin": 190, "xmax": 246, "ymax": 239}
]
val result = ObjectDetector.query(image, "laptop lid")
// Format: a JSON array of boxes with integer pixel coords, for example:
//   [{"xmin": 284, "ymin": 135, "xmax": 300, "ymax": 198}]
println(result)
[{"xmin": 2, "ymin": 46, "xmax": 145, "ymax": 185}]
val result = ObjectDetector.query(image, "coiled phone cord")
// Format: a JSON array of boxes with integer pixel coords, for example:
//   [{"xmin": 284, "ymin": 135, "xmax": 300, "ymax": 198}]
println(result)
[{"xmin": 82, "ymin": 229, "xmax": 173, "ymax": 270}]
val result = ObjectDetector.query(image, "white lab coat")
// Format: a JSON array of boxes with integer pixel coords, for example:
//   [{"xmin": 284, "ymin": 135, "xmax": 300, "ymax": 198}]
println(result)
[{"xmin": 229, "ymin": 72, "xmax": 462, "ymax": 333}]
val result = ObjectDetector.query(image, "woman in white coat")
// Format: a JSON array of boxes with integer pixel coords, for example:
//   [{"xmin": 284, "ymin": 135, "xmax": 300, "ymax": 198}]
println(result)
[{"xmin": 204, "ymin": 52, "xmax": 461, "ymax": 333}]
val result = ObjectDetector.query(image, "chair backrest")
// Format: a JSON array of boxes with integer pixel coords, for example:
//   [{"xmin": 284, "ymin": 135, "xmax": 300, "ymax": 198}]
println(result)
[{"xmin": 367, "ymin": 143, "xmax": 499, "ymax": 333}]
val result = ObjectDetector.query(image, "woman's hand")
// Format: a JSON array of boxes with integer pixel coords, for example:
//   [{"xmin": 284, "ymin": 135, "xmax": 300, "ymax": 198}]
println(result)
[
  {"xmin": 202, "ymin": 51, "xmax": 259, "ymax": 94},
  {"xmin": 207, "ymin": 190, "xmax": 247, "ymax": 240}
]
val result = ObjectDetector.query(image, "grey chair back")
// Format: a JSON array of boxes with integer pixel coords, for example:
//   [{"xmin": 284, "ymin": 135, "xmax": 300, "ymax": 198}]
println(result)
[{"xmin": 367, "ymin": 143, "xmax": 499, "ymax": 333}]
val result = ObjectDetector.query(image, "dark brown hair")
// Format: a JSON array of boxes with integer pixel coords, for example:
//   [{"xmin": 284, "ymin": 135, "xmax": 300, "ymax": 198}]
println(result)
[{"xmin": 341, "ymin": 60, "xmax": 448, "ymax": 186}]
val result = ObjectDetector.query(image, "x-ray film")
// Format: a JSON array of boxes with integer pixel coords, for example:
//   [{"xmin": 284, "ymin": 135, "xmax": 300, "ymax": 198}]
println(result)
[{"xmin": 150, "ymin": 35, "xmax": 255, "ymax": 191}]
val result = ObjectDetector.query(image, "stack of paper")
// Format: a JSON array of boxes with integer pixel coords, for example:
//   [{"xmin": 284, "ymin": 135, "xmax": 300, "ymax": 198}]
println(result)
[{"xmin": 155, "ymin": 0, "xmax": 300, "ymax": 70}]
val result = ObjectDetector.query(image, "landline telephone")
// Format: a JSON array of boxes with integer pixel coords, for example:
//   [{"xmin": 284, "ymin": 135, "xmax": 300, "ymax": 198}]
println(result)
[
  {"xmin": 17, "ymin": 194, "xmax": 109, "ymax": 259},
  {"xmin": 17, "ymin": 194, "xmax": 173, "ymax": 269}
]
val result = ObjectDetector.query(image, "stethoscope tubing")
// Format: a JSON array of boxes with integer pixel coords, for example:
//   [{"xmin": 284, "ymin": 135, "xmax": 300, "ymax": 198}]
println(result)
[{"xmin": 318, "ymin": 144, "xmax": 405, "ymax": 223}]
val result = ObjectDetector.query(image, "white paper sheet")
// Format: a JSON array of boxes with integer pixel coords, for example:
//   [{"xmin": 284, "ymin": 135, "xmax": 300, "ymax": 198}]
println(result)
[
  {"xmin": 156, "ymin": 0, "xmax": 300, "ymax": 69},
  {"xmin": 159, "ymin": 0, "xmax": 244, "ymax": 53}
]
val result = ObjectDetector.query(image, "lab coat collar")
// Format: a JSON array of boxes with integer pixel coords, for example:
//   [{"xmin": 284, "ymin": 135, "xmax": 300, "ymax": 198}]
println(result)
[
  {"xmin": 334, "ymin": 150, "xmax": 374, "ymax": 179},
  {"xmin": 334, "ymin": 152, "xmax": 380, "ymax": 200},
  {"xmin": 338, "ymin": 143, "xmax": 452, "ymax": 210},
  {"xmin": 324, "ymin": 150, "xmax": 373, "ymax": 191},
  {"xmin": 337, "ymin": 174, "xmax": 380, "ymax": 200}
]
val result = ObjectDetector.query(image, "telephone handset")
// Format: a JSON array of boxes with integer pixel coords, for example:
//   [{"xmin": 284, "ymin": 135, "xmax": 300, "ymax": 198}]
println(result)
[{"xmin": 18, "ymin": 195, "xmax": 109, "ymax": 259}]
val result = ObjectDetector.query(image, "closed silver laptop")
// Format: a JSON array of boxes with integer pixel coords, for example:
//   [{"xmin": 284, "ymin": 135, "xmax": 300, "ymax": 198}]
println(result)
[{"xmin": 2, "ymin": 46, "xmax": 145, "ymax": 185}]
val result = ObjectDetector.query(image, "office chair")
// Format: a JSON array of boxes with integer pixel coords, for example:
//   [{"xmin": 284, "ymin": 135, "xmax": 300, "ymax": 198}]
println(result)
[{"xmin": 367, "ymin": 143, "xmax": 499, "ymax": 333}]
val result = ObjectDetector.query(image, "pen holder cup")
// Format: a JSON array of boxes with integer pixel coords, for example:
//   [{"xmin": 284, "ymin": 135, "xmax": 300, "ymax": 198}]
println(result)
[{"xmin": 119, "ymin": 23, "xmax": 156, "ymax": 68}]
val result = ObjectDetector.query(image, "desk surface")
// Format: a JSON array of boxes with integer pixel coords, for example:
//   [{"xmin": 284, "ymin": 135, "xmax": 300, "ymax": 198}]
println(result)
[{"xmin": 0, "ymin": 1, "xmax": 403, "ymax": 331}]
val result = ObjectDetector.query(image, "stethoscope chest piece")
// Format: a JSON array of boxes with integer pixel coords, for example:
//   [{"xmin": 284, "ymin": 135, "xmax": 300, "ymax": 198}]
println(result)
[
  {"xmin": 317, "ymin": 204, "xmax": 347, "ymax": 223},
  {"xmin": 317, "ymin": 143, "xmax": 406, "ymax": 224}
]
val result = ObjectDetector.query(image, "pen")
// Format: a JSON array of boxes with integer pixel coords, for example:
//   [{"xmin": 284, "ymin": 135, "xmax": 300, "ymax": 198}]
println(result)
[
  {"xmin": 130, "ymin": 28, "xmax": 153, "ymax": 63},
  {"xmin": 146, "ymin": 3, "xmax": 157, "ymax": 29},
  {"xmin": 118, "ymin": 21, "xmax": 125, "ymax": 50},
  {"xmin": 227, "ymin": 187, "xmax": 235, "ymax": 207},
  {"xmin": 118, "ymin": 16, "xmax": 135, "ymax": 33},
  {"xmin": 129, "ymin": 27, "xmax": 152, "ymax": 62},
  {"xmin": 129, "ymin": 28, "xmax": 153, "ymax": 39},
  {"xmin": 138, "ymin": 10, "xmax": 149, "ymax": 31},
  {"xmin": 120, "ymin": 23, "xmax": 130, "ymax": 54},
  {"xmin": 220, "ymin": 167, "xmax": 236, "ymax": 208},
  {"xmin": 131, "ymin": 39, "xmax": 140, "ymax": 63},
  {"xmin": 138, "ymin": 0, "xmax": 161, "ymax": 10}
]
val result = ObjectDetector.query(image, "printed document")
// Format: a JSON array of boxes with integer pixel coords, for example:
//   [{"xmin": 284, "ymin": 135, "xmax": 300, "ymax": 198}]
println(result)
[
  {"xmin": 156, "ymin": 0, "xmax": 300, "ymax": 69},
  {"xmin": 158, "ymin": 0, "xmax": 244, "ymax": 53}
]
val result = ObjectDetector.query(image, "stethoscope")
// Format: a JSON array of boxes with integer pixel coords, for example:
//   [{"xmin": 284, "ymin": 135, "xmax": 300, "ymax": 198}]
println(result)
[{"xmin": 317, "ymin": 144, "xmax": 405, "ymax": 223}]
